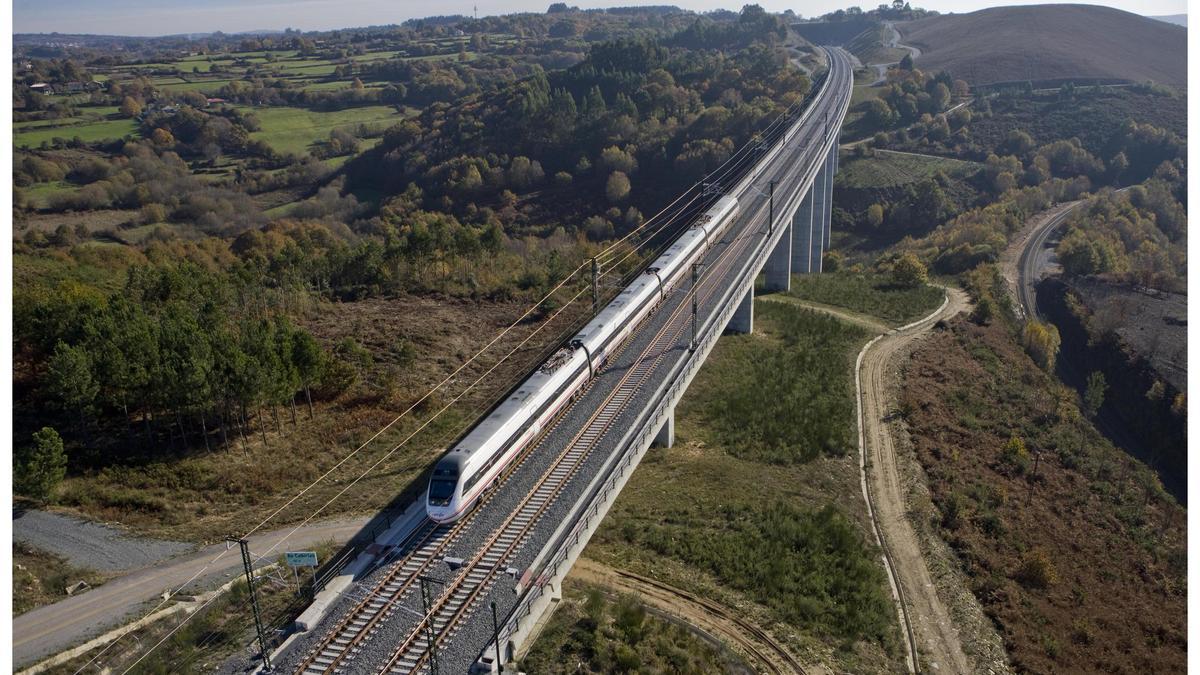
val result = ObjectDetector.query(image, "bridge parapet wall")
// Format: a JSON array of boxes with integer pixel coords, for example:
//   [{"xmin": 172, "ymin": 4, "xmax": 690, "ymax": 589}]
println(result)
[{"xmin": 475, "ymin": 49, "xmax": 852, "ymax": 674}]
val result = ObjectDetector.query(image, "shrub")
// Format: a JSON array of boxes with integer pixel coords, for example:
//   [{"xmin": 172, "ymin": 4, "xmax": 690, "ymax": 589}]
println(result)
[
  {"xmin": 140, "ymin": 203, "xmax": 168, "ymax": 225},
  {"xmin": 614, "ymin": 595, "xmax": 646, "ymax": 644},
  {"xmin": 1021, "ymin": 320, "xmax": 1060, "ymax": 371},
  {"xmin": 1070, "ymin": 618, "xmax": 1095, "ymax": 645},
  {"xmin": 1001, "ymin": 434, "xmax": 1031, "ymax": 473},
  {"xmin": 1016, "ymin": 548, "xmax": 1058, "ymax": 589},
  {"xmin": 971, "ymin": 296, "xmax": 996, "ymax": 325},
  {"xmin": 606, "ymin": 171, "xmax": 631, "ymax": 203},
  {"xmin": 891, "ymin": 252, "xmax": 928, "ymax": 288},
  {"xmin": 1084, "ymin": 370, "xmax": 1107, "ymax": 418},
  {"xmin": 939, "ymin": 491, "xmax": 967, "ymax": 530}
]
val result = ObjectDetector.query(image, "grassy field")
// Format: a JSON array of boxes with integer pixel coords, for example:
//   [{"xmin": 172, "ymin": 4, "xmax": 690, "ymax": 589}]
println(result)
[
  {"xmin": 245, "ymin": 105, "xmax": 407, "ymax": 155},
  {"xmin": 851, "ymin": 82, "xmax": 887, "ymax": 107},
  {"xmin": 784, "ymin": 271, "xmax": 945, "ymax": 326},
  {"xmin": 13, "ymin": 542, "xmax": 108, "ymax": 615},
  {"xmin": 14, "ymin": 117, "xmax": 139, "ymax": 147},
  {"xmin": 523, "ymin": 581, "xmax": 745, "ymax": 673},
  {"xmin": 15, "ymin": 107, "xmax": 120, "ymax": 129},
  {"xmin": 157, "ymin": 79, "xmax": 234, "ymax": 94},
  {"xmin": 581, "ymin": 299, "xmax": 904, "ymax": 671},
  {"xmin": 21, "ymin": 181, "xmax": 76, "ymax": 209},
  {"xmin": 838, "ymin": 150, "xmax": 979, "ymax": 189}
]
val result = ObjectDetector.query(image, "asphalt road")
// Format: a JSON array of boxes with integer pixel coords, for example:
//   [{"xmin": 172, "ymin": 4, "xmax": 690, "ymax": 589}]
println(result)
[
  {"xmin": 1016, "ymin": 200, "xmax": 1080, "ymax": 319},
  {"xmin": 278, "ymin": 49, "xmax": 855, "ymax": 675},
  {"xmin": 14, "ymin": 515, "xmax": 370, "ymax": 668}
]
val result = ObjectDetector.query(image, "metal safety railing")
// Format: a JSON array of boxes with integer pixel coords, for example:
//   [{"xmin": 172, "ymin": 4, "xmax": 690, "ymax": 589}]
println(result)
[{"xmin": 490, "ymin": 63, "xmax": 853, "ymax": 663}]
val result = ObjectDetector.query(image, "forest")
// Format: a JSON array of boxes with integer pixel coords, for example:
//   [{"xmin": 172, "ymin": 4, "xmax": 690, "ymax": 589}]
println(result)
[{"xmin": 11, "ymin": 5, "xmax": 818, "ymax": 508}]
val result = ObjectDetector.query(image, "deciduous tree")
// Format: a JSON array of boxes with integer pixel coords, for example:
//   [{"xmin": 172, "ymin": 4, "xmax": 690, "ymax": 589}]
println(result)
[
  {"xmin": 891, "ymin": 252, "xmax": 927, "ymax": 288},
  {"xmin": 606, "ymin": 170, "xmax": 631, "ymax": 203}
]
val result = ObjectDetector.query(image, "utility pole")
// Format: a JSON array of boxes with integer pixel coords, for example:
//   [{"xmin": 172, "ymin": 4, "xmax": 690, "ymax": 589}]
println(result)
[
  {"xmin": 419, "ymin": 574, "xmax": 445, "ymax": 675},
  {"xmin": 591, "ymin": 257, "xmax": 600, "ymax": 314},
  {"xmin": 690, "ymin": 263, "xmax": 700, "ymax": 352},
  {"xmin": 768, "ymin": 179, "xmax": 778, "ymax": 234},
  {"xmin": 228, "ymin": 537, "xmax": 271, "ymax": 672},
  {"xmin": 490, "ymin": 600, "xmax": 504, "ymax": 673}
]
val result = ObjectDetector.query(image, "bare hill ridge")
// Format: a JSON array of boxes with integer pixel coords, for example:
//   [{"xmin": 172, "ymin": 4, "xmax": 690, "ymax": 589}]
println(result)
[{"xmin": 899, "ymin": 4, "xmax": 1186, "ymax": 86}]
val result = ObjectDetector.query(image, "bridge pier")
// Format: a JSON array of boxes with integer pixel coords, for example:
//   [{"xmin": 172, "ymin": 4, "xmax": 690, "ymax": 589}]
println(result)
[
  {"xmin": 792, "ymin": 190, "xmax": 815, "ymax": 274},
  {"xmin": 652, "ymin": 410, "xmax": 675, "ymax": 448},
  {"xmin": 810, "ymin": 150, "xmax": 828, "ymax": 273},
  {"xmin": 822, "ymin": 146, "xmax": 836, "ymax": 258},
  {"xmin": 764, "ymin": 220, "xmax": 792, "ymax": 292},
  {"xmin": 726, "ymin": 287, "xmax": 753, "ymax": 334}
]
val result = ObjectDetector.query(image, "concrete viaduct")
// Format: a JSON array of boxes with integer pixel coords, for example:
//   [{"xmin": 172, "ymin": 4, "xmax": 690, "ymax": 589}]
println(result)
[{"xmin": 484, "ymin": 46, "xmax": 854, "ymax": 671}]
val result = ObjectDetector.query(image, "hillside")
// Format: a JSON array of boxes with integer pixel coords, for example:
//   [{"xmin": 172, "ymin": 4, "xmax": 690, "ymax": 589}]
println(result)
[
  {"xmin": 1150, "ymin": 14, "xmax": 1187, "ymax": 27},
  {"xmin": 898, "ymin": 4, "xmax": 1187, "ymax": 87}
]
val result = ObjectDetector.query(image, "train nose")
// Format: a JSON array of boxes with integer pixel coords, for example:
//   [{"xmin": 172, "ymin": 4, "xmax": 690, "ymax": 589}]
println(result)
[{"xmin": 427, "ymin": 505, "xmax": 456, "ymax": 524}]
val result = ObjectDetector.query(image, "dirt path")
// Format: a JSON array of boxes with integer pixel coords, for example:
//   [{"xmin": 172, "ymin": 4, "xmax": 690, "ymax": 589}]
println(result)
[
  {"xmin": 858, "ymin": 288, "xmax": 973, "ymax": 674},
  {"xmin": 571, "ymin": 558, "xmax": 815, "ymax": 675},
  {"xmin": 758, "ymin": 294, "xmax": 891, "ymax": 333},
  {"xmin": 867, "ymin": 22, "xmax": 924, "ymax": 84}
]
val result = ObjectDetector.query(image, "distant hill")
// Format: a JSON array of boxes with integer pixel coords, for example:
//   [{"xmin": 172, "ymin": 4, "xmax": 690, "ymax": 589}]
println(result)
[
  {"xmin": 1150, "ymin": 14, "xmax": 1187, "ymax": 27},
  {"xmin": 898, "ymin": 4, "xmax": 1187, "ymax": 87},
  {"xmin": 791, "ymin": 18, "xmax": 878, "ymax": 45}
]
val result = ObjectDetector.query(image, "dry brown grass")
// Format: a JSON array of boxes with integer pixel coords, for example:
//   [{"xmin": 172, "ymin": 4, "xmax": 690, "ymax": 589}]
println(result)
[
  {"xmin": 53, "ymin": 293, "xmax": 593, "ymax": 543},
  {"xmin": 900, "ymin": 5, "xmax": 1186, "ymax": 87},
  {"xmin": 902, "ymin": 317, "xmax": 1186, "ymax": 673}
]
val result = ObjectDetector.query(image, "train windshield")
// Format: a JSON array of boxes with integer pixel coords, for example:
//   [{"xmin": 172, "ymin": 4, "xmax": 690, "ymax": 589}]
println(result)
[
  {"xmin": 429, "ymin": 479, "xmax": 456, "ymax": 503},
  {"xmin": 428, "ymin": 462, "xmax": 458, "ymax": 506}
]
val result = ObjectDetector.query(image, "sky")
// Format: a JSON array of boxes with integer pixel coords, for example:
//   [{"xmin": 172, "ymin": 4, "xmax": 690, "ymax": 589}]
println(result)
[{"xmin": 12, "ymin": 0, "xmax": 1187, "ymax": 36}]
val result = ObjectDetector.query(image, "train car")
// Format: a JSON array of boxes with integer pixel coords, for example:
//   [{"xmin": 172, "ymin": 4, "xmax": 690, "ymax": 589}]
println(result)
[{"xmin": 427, "ymin": 195, "xmax": 740, "ymax": 523}]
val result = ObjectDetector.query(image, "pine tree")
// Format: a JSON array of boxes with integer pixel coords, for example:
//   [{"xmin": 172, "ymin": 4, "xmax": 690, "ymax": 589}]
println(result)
[
  {"xmin": 18, "ymin": 427, "xmax": 67, "ymax": 502},
  {"xmin": 46, "ymin": 341, "xmax": 98, "ymax": 441}
]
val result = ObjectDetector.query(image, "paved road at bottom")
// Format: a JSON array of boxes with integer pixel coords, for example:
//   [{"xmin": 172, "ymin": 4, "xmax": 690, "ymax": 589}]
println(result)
[{"xmin": 14, "ymin": 515, "xmax": 370, "ymax": 669}]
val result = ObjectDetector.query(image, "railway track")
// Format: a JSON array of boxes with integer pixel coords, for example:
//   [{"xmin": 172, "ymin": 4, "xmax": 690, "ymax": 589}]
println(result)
[
  {"xmin": 294, "ymin": 520, "xmax": 455, "ymax": 674},
  {"xmin": 295, "ymin": 53, "xmax": 848, "ymax": 675},
  {"xmin": 291, "ymin": 245, "xmax": 688, "ymax": 675},
  {"xmin": 377, "ymin": 162, "xmax": 779, "ymax": 674},
  {"xmin": 608, "ymin": 566, "xmax": 807, "ymax": 675}
]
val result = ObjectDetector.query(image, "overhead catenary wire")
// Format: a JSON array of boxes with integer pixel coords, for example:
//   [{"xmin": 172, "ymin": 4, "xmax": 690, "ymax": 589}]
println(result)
[
  {"xmin": 72, "ymin": 260, "xmax": 593, "ymax": 675},
  {"xmin": 87, "ymin": 59, "xmax": 835, "ymax": 675},
  {"xmin": 592, "ymin": 76, "xmax": 817, "ymax": 267},
  {"xmin": 595, "ymin": 85, "xmax": 818, "ymax": 275},
  {"xmin": 117, "ymin": 281, "xmax": 596, "ymax": 675},
  {"xmin": 153, "ymin": 115, "xmax": 817, "ymax": 668}
]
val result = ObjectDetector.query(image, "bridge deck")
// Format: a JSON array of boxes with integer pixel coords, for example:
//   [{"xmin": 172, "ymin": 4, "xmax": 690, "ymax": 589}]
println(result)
[{"xmin": 278, "ymin": 47, "xmax": 853, "ymax": 675}]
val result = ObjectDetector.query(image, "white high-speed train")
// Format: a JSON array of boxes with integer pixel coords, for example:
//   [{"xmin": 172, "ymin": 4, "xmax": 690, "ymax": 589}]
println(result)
[{"xmin": 427, "ymin": 195, "xmax": 740, "ymax": 523}]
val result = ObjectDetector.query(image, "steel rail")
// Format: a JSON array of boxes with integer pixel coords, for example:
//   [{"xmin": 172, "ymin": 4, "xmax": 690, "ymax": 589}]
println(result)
[{"xmin": 376, "ymin": 127, "xmax": 790, "ymax": 673}]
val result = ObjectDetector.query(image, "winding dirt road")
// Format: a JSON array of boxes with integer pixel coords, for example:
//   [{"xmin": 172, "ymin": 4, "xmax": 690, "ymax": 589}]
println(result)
[
  {"xmin": 571, "ymin": 558, "xmax": 812, "ymax": 675},
  {"xmin": 869, "ymin": 21, "xmax": 924, "ymax": 84},
  {"xmin": 858, "ymin": 288, "xmax": 973, "ymax": 674}
]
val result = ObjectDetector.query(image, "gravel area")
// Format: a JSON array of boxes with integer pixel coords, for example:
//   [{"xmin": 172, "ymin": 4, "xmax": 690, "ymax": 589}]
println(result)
[
  {"xmin": 270, "ymin": 52, "xmax": 850, "ymax": 675},
  {"xmin": 12, "ymin": 508, "xmax": 194, "ymax": 572}
]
